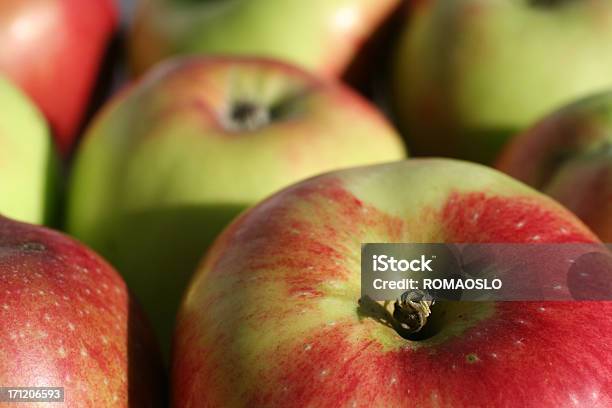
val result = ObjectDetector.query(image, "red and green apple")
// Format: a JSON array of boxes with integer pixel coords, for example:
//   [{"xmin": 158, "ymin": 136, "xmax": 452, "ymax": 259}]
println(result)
[
  {"xmin": 392, "ymin": 0, "xmax": 612, "ymax": 163},
  {"xmin": 0, "ymin": 216, "xmax": 165, "ymax": 406},
  {"xmin": 173, "ymin": 159, "xmax": 612, "ymax": 406},
  {"xmin": 498, "ymin": 91, "xmax": 612, "ymax": 243},
  {"xmin": 128, "ymin": 0, "xmax": 401, "ymax": 78},
  {"xmin": 0, "ymin": 0, "xmax": 117, "ymax": 155},
  {"xmin": 67, "ymin": 56, "xmax": 405, "ymax": 354}
]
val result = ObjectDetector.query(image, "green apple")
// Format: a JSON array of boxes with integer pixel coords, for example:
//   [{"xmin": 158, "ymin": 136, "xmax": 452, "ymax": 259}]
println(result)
[
  {"xmin": 498, "ymin": 91, "xmax": 612, "ymax": 243},
  {"xmin": 0, "ymin": 76, "xmax": 57, "ymax": 225},
  {"xmin": 173, "ymin": 158, "xmax": 611, "ymax": 406},
  {"xmin": 67, "ymin": 56, "xmax": 405, "ymax": 354},
  {"xmin": 128, "ymin": 0, "xmax": 401, "ymax": 77},
  {"xmin": 392, "ymin": 0, "xmax": 612, "ymax": 163}
]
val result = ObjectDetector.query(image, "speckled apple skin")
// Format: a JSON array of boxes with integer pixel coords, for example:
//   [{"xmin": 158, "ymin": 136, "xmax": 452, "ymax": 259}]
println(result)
[
  {"xmin": 173, "ymin": 159, "xmax": 612, "ymax": 407},
  {"xmin": 0, "ymin": 216, "xmax": 165, "ymax": 407}
]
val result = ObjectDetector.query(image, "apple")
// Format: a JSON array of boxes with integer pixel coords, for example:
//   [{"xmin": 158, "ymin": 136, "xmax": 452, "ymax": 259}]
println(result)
[
  {"xmin": 392, "ymin": 0, "xmax": 612, "ymax": 164},
  {"xmin": 67, "ymin": 56, "xmax": 406, "ymax": 354},
  {"xmin": 0, "ymin": 215, "xmax": 165, "ymax": 406},
  {"xmin": 497, "ymin": 91, "xmax": 612, "ymax": 243},
  {"xmin": 128, "ymin": 0, "xmax": 401, "ymax": 78},
  {"xmin": 0, "ymin": 0, "xmax": 117, "ymax": 156},
  {"xmin": 173, "ymin": 159, "xmax": 612, "ymax": 406},
  {"xmin": 0, "ymin": 75, "xmax": 58, "ymax": 225}
]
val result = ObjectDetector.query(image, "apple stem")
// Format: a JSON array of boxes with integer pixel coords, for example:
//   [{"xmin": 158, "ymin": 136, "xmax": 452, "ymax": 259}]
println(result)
[
  {"xmin": 391, "ymin": 290, "xmax": 435, "ymax": 334},
  {"xmin": 224, "ymin": 101, "xmax": 270, "ymax": 131}
]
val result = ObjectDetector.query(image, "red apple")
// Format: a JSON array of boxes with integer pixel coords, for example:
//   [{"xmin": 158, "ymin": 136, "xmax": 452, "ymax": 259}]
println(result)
[
  {"xmin": 0, "ymin": 216, "xmax": 165, "ymax": 406},
  {"xmin": 173, "ymin": 159, "xmax": 612, "ymax": 407},
  {"xmin": 0, "ymin": 0, "xmax": 117, "ymax": 156},
  {"xmin": 497, "ymin": 92, "xmax": 612, "ymax": 243}
]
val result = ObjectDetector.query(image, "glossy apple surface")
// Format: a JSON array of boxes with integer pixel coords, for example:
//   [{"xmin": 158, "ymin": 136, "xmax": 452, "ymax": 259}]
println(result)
[
  {"xmin": 0, "ymin": 216, "xmax": 165, "ymax": 407},
  {"xmin": 498, "ymin": 92, "xmax": 612, "ymax": 243},
  {"xmin": 392, "ymin": 0, "xmax": 612, "ymax": 163},
  {"xmin": 128, "ymin": 0, "xmax": 400, "ymax": 77},
  {"xmin": 0, "ymin": 76, "xmax": 57, "ymax": 225},
  {"xmin": 0, "ymin": 0, "xmax": 117, "ymax": 155},
  {"xmin": 67, "ymin": 56, "xmax": 405, "ymax": 354},
  {"xmin": 173, "ymin": 159, "xmax": 612, "ymax": 407}
]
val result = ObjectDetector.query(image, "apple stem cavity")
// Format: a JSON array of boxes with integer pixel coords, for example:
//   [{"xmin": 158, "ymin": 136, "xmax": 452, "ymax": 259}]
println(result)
[{"xmin": 223, "ymin": 100, "xmax": 271, "ymax": 132}]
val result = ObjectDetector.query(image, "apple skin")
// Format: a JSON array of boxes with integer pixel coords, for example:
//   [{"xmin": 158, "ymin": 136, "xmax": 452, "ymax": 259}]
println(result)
[
  {"xmin": 0, "ymin": 76, "xmax": 58, "ymax": 225},
  {"xmin": 392, "ymin": 0, "xmax": 612, "ymax": 164},
  {"xmin": 498, "ymin": 92, "xmax": 612, "ymax": 243},
  {"xmin": 67, "ymin": 56, "xmax": 405, "ymax": 355},
  {"xmin": 0, "ymin": 0, "xmax": 117, "ymax": 156},
  {"xmin": 128, "ymin": 0, "xmax": 400, "ymax": 78},
  {"xmin": 173, "ymin": 159, "xmax": 612, "ymax": 407},
  {"xmin": 0, "ymin": 216, "xmax": 165, "ymax": 407}
]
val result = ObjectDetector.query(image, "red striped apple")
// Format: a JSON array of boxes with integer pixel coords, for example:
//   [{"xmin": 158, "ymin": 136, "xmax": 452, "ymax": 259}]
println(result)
[
  {"xmin": 0, "ymin": 75, "xmax": 58, "ymax": 225},
  {"xmin": 67, "ymin": 56, "xmax": 405, "ymax": 354},
  {"xmin": 0, "ymin": 216, "xmax": 165, "ymax": 406},
  {"xmin": 173, "ymin": 159, "xmax": 612, "ymax": 407},
  {"xmin": 392, "ymin": 0, "xmax": 612, "ymax": 163},
  {"xmin": 498, "ymin": 92, "xmax": 612, "ymax": 243},
  {"xmin": 0, "ymin": 0, "xmax": 117, "ymax": 155},
  {"xmin": 128, "ymin": 0, "xmax": 401, "ymax": 78}
]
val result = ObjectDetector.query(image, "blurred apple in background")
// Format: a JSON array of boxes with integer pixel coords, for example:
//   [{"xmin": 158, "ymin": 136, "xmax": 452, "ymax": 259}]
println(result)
[
  {"xmin": 0, "ymin": 76, "xmax": 57, "ymax": 226},
  {"xmin": 498, "ymin": 92, "xmax": 612, "ymax": 243},
  {"xmin": 392, "ymin": 0, "xmax": 612, "ymax": 164},
  {"xmin": 128, "ymin": 0, "xmax": 401, "ymax": 78},
  {"xmin": 0, "ymin": 216, "xmax": 165, "ymax": 406},
  {"xmin": 173, "ymin": 159, "xmax": 612, "ymax": 407},
  {"xmin": 0, "ymin": 0, "xmax": 117, "ymax": 156},
  {"xmin": 67, "ymin": 56, "xmax": 405, "ymax": 354}
]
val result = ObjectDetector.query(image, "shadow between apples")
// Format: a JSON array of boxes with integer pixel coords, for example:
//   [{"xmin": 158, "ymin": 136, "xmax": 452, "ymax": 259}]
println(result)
[
  {"xmin": 70, "ymin": 30, "xmax": 123, "ymax": 160},
  {"xmin": 43, "ymin": 145, "xmax": 62, "ymax": 228},
  {"xmin": 127, "ymin": 296, "xmax": 168, "ymax": 407},
  {"xmin": 108, "ymin": 203, "xmax": 248, "ymax": 361},
  {"xmin": 400, "ymin": 126, "xmax": 517, "ymax": 165},
  {"xmin": 459, "ymin": 127, "xmax": 519, "ymax": 164}
]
